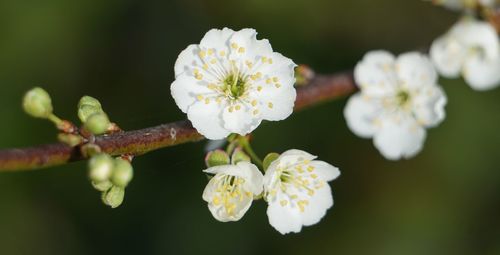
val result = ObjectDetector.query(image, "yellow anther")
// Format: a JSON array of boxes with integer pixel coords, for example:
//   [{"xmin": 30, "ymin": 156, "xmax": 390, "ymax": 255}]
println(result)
[
  {"xmin": 290, "ymin": 194, "xmax": 298, "ymax": 200},
  {"xmin": 253, "ymin": 109, "xmax": 259, "ymax": 115},
  {"xmin": 198, "ymin": 50, "xmax": 206, "ymax": 58},
  {"xmin": 275, "ymin": 83, "xmax": 281, "ymax": 88},
  {"xmin": 195, "ymin": 73, "xmax": 203, "ymax": 80},
  {"xmin": 310, "ymin": 174, "xmax": 318, "ymax": 179},
  {"xmin": 219, "ymin": 50, "xmax": 226, "ymax": 57},
  {"xmin": 268, "ymin": 102, "xmax": 274, "ymax": 109},
  {"xmin": 213, "ymin": 196, "xmax": 221, "ymax": 205},
  {"xmin": 268, "ymin": 58, "xmax": 273, "ymax": 64},
  {"xmin": 255, "ymin": 72, "xmax": 262, "ymax": 78},
  {"xmin": 207, "ymin": 83, "xmax": 217, "ymax": 90},
  {"xmin": 235, "ymin": 105, "xmax": 241, "ymax": 111},
  {"xmin": 204, "ymin": 98, "xmax": 210, "ymax": 104},
  {"xmin": 207, "ymin": 48, "xmax": 214, "ymax": 55},
  {"xmin": 280, "ymin": 200, "xmax": 288, "ymax": 207},
  {"xmin": 210, "ymin": 58, "xmax": 217, "ymax": 64},
  {"xmin": 272, "ymin": 77, "xmax": 279, "ymax": 82},
  {"xmin": 238, "ymin": 47, "xmax": 245, "ymax": 53},
  {"xmin": 202, "ymin": 64, "xmax": 209, "ymax": 70},
  {"xmin": 257, "ymin": 86, "xmax": 263, "ymax": 92},
  {"xmin": 228, "ymin": 106, "xmax": 234, "ymax": 113},
  {"xmin": 231, "ymin": 43, "xmax": 238, "ymax": 49},
  {"xmin": 307, "ymin": 166, "xmax": 314, "ymax": 172},
  {"xmin": 307, "ymin": 190, "xmax": 315, "ymax": 196},
  {"xmin": 246, "ymin": 60, "xmax": 253, "ymax": 68},
  {"xmin": 216, "ymin": 97, "xmax": 223, "ymax": 104},
  {"xmin": 196, "ymin": 95, "xmax": 204, "ymax": 101},
  {"xmin": 262, "ymin": 56, "xmax": 268, "ymax": 63},
  {"xmin": 266, "ymin": 78, "xmax": 272, "ymax": 84},
  {"xmin": 251, "ymin": 100, "xmax": 257, "ymax": 107}
]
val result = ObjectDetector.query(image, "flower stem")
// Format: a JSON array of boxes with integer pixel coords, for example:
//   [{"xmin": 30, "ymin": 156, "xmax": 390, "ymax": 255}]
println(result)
[{"xmin": 238, "ymin": 136, "xmax": 263, "ymax": 169}]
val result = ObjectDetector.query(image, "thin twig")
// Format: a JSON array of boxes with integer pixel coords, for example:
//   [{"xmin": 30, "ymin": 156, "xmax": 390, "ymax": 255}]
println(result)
[{"xmin": 0, "ymin": 66, "xmax": 356, "ymax": 172}]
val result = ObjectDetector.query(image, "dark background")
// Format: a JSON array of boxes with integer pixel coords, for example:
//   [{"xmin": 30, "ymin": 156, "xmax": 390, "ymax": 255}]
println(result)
[{"xmin": 1, "ymin": 0, "xmax": 499, "ymax": 254}]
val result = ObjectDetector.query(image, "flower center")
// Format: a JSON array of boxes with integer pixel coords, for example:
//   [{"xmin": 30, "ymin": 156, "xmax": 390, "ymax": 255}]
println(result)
[
  {"xmin": 396, "ymin": 90, "xmax": 411, "ymax": 107},
  {"xmin": 223, "ymin": 73, "xmax": 247, "ymax": 99},
  {"xmin": 212, "ymin": 175, "xmax": 251, "ymax": 216}
]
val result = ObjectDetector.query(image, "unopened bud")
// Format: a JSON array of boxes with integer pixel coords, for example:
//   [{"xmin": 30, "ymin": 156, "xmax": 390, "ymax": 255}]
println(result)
[
  {"xmin": 22, "ymin": 87, "xmax": 53, "ymax": 119},
  {"xmin": 57, "ymin": 133, "xmax": 83, "ymax": 147},
  {"xmin": 102, "ymin": 185, "xmax": 124, "ymax": 208},
  {"xmin": 89, "ymin": 154, "xmax": 114, "ymax": 182},
  {"xmin": 84, "ymin": 112, "xmax": 110, "ymax": 135},
  {"xmin": 78, "ymin": 96, "xmax": 103, "ymax": 123},
  {"xmin": 111, "ymin": 158, "xmax": 133, "ymax": 188},
  {"xmin": 263, "ymin": 152, "xmax": 280, "ymax": 171},
  {"xmin": 92, "ymin": 180, "xmax": 113, "ymax": 192},
  {"xmin": 231, "ymin": 148, "xmax": 250, "ymax": 164},
  {"xmin": 205, "ymin": 149, "xmax": 230, "ymax": 167}
]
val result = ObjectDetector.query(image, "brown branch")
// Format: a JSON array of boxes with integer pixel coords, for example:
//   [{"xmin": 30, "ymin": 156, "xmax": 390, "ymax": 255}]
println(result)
[{"xmin": 0, "ymin": 66, "xmax": 356, "ymax": 172}]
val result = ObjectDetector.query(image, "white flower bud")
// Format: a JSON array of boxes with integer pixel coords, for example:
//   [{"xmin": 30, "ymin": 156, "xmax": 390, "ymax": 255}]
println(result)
[
  {"xmin": 111, "ymin": 158, "xmax": 133, "ymax": 188},
  {"xmin": 88, "ymin": 154, "xmax": 114, "ymax": 183}
]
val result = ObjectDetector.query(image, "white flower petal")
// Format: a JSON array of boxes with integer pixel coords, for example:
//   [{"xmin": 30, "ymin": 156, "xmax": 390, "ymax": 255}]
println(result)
[
  {"xmin": 354, "ymin": 50, "xmax": 398, "ymax": 97},
  {"xmin": 199, "ymin": 27, "xmax": 235, "ymax": 51},
  {"xmin": 343, "ymin": 93, "xmax": 381, "ymax": 138},
  {"xmin": 452, "ymin": 19, "xmax": 499, "ymax": 60},
  {"xmin": 222, "ymin": 102, "xmax": 261, "ymax": 135},
  {"xmin": 301, "ymin": 184, "xmax": 333, "ymax": 227},
  {"xmin": 309, "ymin": 161, "xmax": 341, "ymax": 182},
  {"xmin": 396, "ymin": 52, "xmax": 438, "ymax": 89},
  {"xmin": 373, "ymin": 117, "xmax": 427, "ymax": 160},
  {"xmin": 187, "ymin": 101, "xmax": 230, "ymax": 140},
  {"xmin": 412, "ymin": 85, "xmax": 448, "ymax": 127},
  {"xmin": 430, "ymin": 34, "xmax": 466, "ymax": 78},
  {"xmin": 463, "ymin": 53, "xmax": 500, "ymax": 91},
  {"xmin": 266, "ymin": 194, "xmax": 303, "ymax": 234},
  {"xmin": 174, "ymin": 44, "xmax": 202, "ymax": 78},
  {"xmin": 170, "ymin": 73, "xmax": 215, "ymax": 113},
  {"xmin": 236, "ymin": 161, "xmax": 264, "ymax": 195}
]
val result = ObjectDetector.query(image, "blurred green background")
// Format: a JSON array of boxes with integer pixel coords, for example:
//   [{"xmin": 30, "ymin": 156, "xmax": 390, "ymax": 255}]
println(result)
[{"xmin": 1, "ymin": 0, "xmax": 500, "ymax": 254}]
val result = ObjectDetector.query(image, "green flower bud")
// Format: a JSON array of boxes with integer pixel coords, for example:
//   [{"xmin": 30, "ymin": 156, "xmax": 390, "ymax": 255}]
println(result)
[
  {"xmin": 111, "ymin": 158, "xmax": 133, "ymax": 188},
  {"xmin": 263, "ymin": 152, "xmax": 280, "ymax": 171},
  {"xmin": 102, "ymin": 185, "xmax": 124, "ymax": 208},
  {"xmin": 231, "ymin": 148, "xmax": 250, "ymax": 164},
  {"xmin": 22, "ymin": 87, "xmax": 53, "ymax": 119},
  {"xmin": 205, "ymin": 149, "xmax": 230, "ymax": 167},
  {"xmin": 88, "ymin": 153, "xmax": 114, "ymax": 182},
  {"xmin": 78, "ymin": 96, "xmax": 103, "ymax": 123},
  {"xmin": 84, "ymin": 112, "xmax": 110, "ymax": 135},
  {"xmin": 57, "ymin": 133, "xmax": 83, "ymax": 147},
  {"xmin": 92, "ymin": 180, "xmax": 113, "ymax": 192}
]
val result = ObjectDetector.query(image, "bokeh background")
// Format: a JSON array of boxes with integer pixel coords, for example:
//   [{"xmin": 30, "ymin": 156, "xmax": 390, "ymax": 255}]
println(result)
[{"xmin": 1, "ymin": 0, "xmax": 499, "ymax": 254}]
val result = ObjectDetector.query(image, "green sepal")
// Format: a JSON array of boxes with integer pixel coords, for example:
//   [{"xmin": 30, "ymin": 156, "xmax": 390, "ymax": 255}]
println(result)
[
  {"xmin": 263, "ymin": 152, "xmax": 280, "ymax": 172},
  {"xmin": 205, "ymin": 149, "xmax": 230, "ymax": 168}
]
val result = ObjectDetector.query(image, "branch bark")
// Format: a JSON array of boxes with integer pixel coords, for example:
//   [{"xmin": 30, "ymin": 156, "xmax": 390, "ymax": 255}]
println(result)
[{"xmin": 0, "ymin": 66, "xmax": 356, "ymax": 172}]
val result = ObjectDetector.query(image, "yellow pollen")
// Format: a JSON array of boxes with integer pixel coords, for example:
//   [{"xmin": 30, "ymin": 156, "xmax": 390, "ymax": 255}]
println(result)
[
  {"xmin": 290, "ymin": 194, "xmax": 298, "ymax": 200},
  {"xmin": 196, "ymin": 95, "xmax": 204, "ymax": 101},
  {"xmin": 273, "ymin": 77, "xmax": 279, "ymax": 82},
  {"xmin": 266, "ymin": 78, "xmax": 272, "ymax": 84},
  {"xmin": 275, "ymin": 83, "xmax": 281, "ymax": 88},
  {"xmin": 235, "ymin": 105, "xmax": 241, "ymax": 111},
  {"xmin": 213, "ymin": 196, "xmax": 221, "ymax": 205},
  {"xmin": 255, "ymin": 72, "xmax": 262, "ymax": 78},
  {"xmin": 207, "ymin": 49, "xmax": 214, "ymax": 55},
  {"xmin": 207, "ymin": 83, "xmax": 217, "ymax": 90},
  {"xmin": 198, "ymin": 51, "xmax": 206, "ymax": 58},
  {"xmin": 310, "ymin": 174, "xmax": 318, "ymax": 179},
  {"xmin": 202, "ymin": 64, "xmax": 209, "ymax": 70},
  {"xmin": 195, "ymin": 73, "xmax": 203, "ymax": 80},
  {"xmin": 231, "ymin": 43, "xmax": 238, "ymax": 49},
  {"xmin": 219, "ymin": 50, "xmax": 226, "ymax": 56},
  {"xmin": 238, "ymin": 47, "xmax": 245, "ymax": 53},
  {"xmin": 253, "ymin": 109, "xmax": 259, "ymax": 115},
  {"xmin": 229, "ymin": 106, "xmax": 234, "ymax": 113},
  {"xmin": 307, "ymin": 190, "xmax": 315, "ymax": 196},
  {"xmin": 268, "ymin": 58, "xmax": 273, "ymax": 64},
  {"xmin": 204, "ymin": 98, "xmax": 210, "ymax": 104},
  {"xmin": 307, "ymin": 166, "xmax": 314, "ymax": 172},
  {"xmin": 251, "ymin": 100, "xmax": 257, "ymax": 107},
  {"xmin": 257, "ymin": 86, "xmax": 263, "ymax": 92},
  {"xmin": 268, "ymin": 102, "xmax": 274, "ymax": 109},
  {"xmin": 246, "ymin": 60, "xmax": 253, "ymax": 68},
  {"xmin": 210, "ymin": 59, "xmax": 217, "ymax": 64},
  {"xmin": 262, "ymin": 56, "xmax": 268, "ymax": 63},
  {"xmin": 280, "ymin": 200, "xmax": 288, "ymax": 207}
]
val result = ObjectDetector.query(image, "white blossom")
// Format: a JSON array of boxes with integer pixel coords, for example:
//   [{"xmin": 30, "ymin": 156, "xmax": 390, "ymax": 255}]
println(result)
[
  {"xmin": 425, "ymin": 0, "xmax": 497, "ymax": 10},
  {"xmin": 202, "ymin": 161, "xmax": 263, "ymax": 222},
  {"xmin": 431, "ymin": 18, "xmax": 500, "ymax": 91},
  {"xmin": 171, "ymin": 28, "xmax": 297, "ymax": 140},
  {"xmin": 263, "ymin": 149, "xmax": 340, "ymax": 234},
  {"xmin": 344, "ymin": 51, "xmax": 447, "ymax": 160}
]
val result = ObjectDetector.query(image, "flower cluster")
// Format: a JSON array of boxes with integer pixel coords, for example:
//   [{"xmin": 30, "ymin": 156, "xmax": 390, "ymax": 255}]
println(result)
[
  {"xmin": 171, "ymin": 28, "xmax": 297, "ymax": 140},
  {"xmin": 431, "ymin": 18, "xmax": 500, "ymax": 91},
  {"xmin": 203, "ymin": 148, "xmax": 340, "ymax": 234},
  {"xmin": 344, "ymin": 51, "xmax": 447, "ymax": 160}
]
